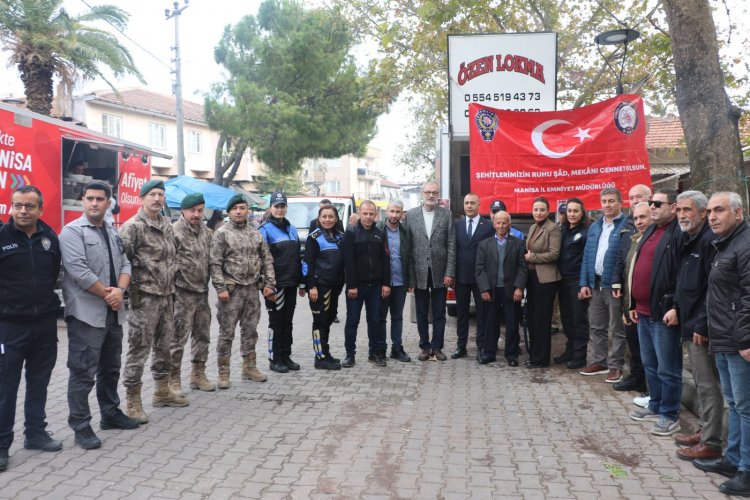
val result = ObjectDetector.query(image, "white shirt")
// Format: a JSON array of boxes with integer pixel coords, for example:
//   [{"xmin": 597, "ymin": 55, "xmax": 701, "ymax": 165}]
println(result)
[
  {"xmin": 466, "ymin": 215, "xmax": 480, "ymax": 238},
  {"xmin": 594, "ymin": 218, "xmax": 616, "ymax": 276},
  {"xmin": 423, "ymin": 208, "xmax": 435, "ymax": 240}
]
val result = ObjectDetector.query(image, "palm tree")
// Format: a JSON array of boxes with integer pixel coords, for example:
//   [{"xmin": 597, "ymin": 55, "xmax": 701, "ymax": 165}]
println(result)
[{"xmin": 0, "ymin": 0, "xmax": 144, "ymax": 115}]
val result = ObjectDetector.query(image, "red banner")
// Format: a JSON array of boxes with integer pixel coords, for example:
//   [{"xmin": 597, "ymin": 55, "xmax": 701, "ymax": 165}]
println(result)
[{"xmin": 469, "ymin": 94, "xmax": 651, "ymax": 213}]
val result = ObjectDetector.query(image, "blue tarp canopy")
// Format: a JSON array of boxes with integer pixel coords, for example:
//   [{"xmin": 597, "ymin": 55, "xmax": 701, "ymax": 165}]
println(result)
[{"xmin": 164, "ymin": 176, "xmax": 266, "ymax": 211}]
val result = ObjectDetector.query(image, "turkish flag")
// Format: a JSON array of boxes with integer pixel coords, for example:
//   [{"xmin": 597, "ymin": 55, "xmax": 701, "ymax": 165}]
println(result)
[{"xmin": 469, "ymin": 94, "xmax": 651, "ymax": 213}]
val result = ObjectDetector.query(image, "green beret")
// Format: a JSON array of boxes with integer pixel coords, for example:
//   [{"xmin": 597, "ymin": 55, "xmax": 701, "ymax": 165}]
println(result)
[
  {"xmin": 180, "ymin": 193, "xmax": 205, "ymax": 209},
  {"xmin": 226, "ymin": 194, "xmax": 247, "ymax": 211},
  {"xmin": 140, "ymin": 179, "xmax": 165, "ymax": 197}
]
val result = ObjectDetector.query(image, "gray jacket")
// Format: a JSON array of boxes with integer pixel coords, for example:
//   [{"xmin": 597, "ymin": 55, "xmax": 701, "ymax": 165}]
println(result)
[
  {"xmin": 405, "ymin": 206, "xmax": 456, "ymax": 289},
  {"xmin": 60, "ymin": 215, "xmax": 131, "ymax": 327}
]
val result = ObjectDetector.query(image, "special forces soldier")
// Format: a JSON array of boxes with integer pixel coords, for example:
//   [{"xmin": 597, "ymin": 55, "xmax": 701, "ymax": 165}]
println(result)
[
  {"xmin": 170, "ymin": 193, "xmax": 216, "ymax": 394},
  {"xmin": 120, "ymin": 180, "xmax": 187, "ymax": 424},
  {"xmin": 210, "ymin": 194, "xmax": 276, "ymax": 388},
  {"xmin": 259, "ymin": 192, "xmax": 302, "ymax": 373}
]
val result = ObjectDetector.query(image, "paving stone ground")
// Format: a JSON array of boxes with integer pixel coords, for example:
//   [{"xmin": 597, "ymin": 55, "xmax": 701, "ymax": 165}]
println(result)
[{"xmin": 0, "ymin": 291, "xmax": 726, "ymax": 499}]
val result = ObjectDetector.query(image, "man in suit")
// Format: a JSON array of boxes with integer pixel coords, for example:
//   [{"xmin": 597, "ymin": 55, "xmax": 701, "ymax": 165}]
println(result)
[
  {"xmin": 406, "ymin": 181, "xmax": 456, "ymax": 361},
  {"xmin": 452, "ymin": 193, "xmax": 494, "ymax": 359},
  {"xmin": 475, "ymin": 211, "xmax": 527, "ymax": 365}
]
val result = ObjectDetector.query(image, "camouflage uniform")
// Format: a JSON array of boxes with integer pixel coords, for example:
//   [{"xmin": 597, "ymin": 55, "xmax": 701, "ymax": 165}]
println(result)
[
  {"xmin": 120, "ymin": 209, "xmax": 177, "ymax": 387},
  {"xmin": 210, "ymin": 220, "xmax": 275, "ymax": 358},
  {"xmin": 171, "ymin": 216, "xmax": 212, "ymax": 365}
]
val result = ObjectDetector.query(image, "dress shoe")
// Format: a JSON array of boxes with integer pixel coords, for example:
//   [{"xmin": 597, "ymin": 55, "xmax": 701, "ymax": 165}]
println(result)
[
  {"xmin": 417, "ymin": 348, "xmax": 431, "ymax": 361},
  {"xmin": 674, "ymin": 431, "xmax": 701, "ymax": 447},
  {"xmin": 100, "ymin": 408, "xmax": 140, "ymax": 430},
  {"xmin": 553, "ymin": 350, "xmax": 572, "ymax": 364},
  {"xmin": 368, "ymin": 353, "xmax": 387, "ymax": 367},
  {"xmin": 693, "ymin": 456, "xmax": 738, "ymax": 478},
  {"xmin": 613, "ymin": 375, "xmax": 646, "ymax": 392},
  {"xmin": 24, "ymin": 432, "xmax": 62, "ymax": 452},
  {"xmin": 526, "ymin": 362, "xmax": 547, "ymax": 369},
  {"xmin": 269, "ymin": 359, "xmax": 289, "ymax": 373},
  {"xmin": 506, "ymin": 357, "xmax": 519, "ymax": 367},
  {"xmin": 566, "ymin": 358, "xmax": 587, "ymax": 369},
  {"xmin": 0, "ymin": 448, "xmax": 8, "ymax": 472},
  {"xmin": 676, "ymin": 443, "xmax": 722, "ymax": 461},
  {"xmin": 451, "ymin": 347, "xmax": 467, "ymax": 359},
  {"xmin": 720, "ymin": 471, "xmax": 750, "ymax": 496},
  {"xmin": 579, "ymin": 363, "xmax": 609, "ymax": 375},
  {"xmin": 478, "ymin": 354, "xmax": 496, "ymax": 364},
  {"xmin": 282, "ymin": 355, "xmax": 300, "ymax": 371},
  {"xmin": 342, "ymin": 354, "xmax": 355, "ymax": 368},
  {"xmin": 432, "ymin": 349, "xmax": 447, "ymax": 361},
  {"xmin": 390, "ymin": 348, "xmax": 411, "ymax": 362}
]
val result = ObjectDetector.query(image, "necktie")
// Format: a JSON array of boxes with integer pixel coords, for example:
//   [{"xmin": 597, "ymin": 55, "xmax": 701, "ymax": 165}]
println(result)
[{"xmin": 467, "ymin": 218, "xmax": 473, "ymax": 238}]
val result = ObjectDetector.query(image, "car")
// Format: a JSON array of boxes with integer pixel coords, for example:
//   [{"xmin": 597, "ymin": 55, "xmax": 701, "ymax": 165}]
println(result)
[
  {"xmin": 286, "ymin": 196, "xmax": 356, "ymax": 252},
  {"xmin": 446, "ymin": 286, "xmax": 475, "ymax": 316}
]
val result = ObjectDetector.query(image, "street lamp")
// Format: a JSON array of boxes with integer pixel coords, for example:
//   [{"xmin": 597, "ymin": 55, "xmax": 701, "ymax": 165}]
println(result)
[{"xmin": 594, "ymin": 28, "xmax": 640, "ymax": 95}]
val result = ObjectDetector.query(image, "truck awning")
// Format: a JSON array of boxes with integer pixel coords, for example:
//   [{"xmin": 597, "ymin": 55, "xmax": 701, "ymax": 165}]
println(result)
[{"xmin": 62, "ymin": 134, "xmax": 172, "ymax": 160}]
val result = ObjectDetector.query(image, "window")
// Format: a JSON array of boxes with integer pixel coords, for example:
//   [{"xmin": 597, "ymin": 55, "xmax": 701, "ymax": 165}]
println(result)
[
  {"xmin": 323, "ymin": 180, "xmax": 341, "ymax": 193},
  {"xmin": 187, "ymin": 130, "xmax": 202, "ymax": 154},
  {"xmin": 148, "ymin": 123, "xmax": 166, "ymax": 149},
  {"xmin": 102, "ymin": 114, "xmax": 122, "ymax": 138}
]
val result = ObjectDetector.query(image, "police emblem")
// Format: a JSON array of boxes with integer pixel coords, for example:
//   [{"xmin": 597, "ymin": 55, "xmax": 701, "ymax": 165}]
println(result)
[
  {"xmin": 41, "ymin": 237, "xmax": 51, "ymax": 250},
  {"xmin": 614, "ymin": 101, "xmax": 638, "ymax": 135},
  {"xmin": 475, "ymin": 109, "xmax": 499, "ymax": 142}
]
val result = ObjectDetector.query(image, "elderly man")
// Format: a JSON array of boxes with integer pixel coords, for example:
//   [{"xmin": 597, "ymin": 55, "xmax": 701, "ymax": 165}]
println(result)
[
  {"xmin": 120, "ymin": 180, "xmax": 186, "ymax": 424},
  {"xmin": 170, "ymin": 193, "xmax": 215, "ymax": 394},
  {"xmin": 406, "ymin": 182, "xmax": 456, "ymax": 361},
  {"xmin": 665, "ymin": 191, "xmax": 723, "ymax": 461},
  {"xmin": 489, "ymin": 199, "xmax": 524, "ymax": 239},
  {"xmin": 0, "ymin": 186, "xmax": 62, "ymax": 471},
  {"xmin": 693, "ymin": 192, "xmax": 750, "ymax": 496},
  {"xmin": 452, "ymin": 193, "xmax": 494, "ymax": 359},
  {"xmin": 475, "ymin": 211, "xmax": 527, "ymax": 365},
  {"xmin": 60, "ymin": 182, "xmax": 139, "ymax": 451},
  {"xmin": 210, "ymin": 195, "xmax": 276, "ymax": 387}
]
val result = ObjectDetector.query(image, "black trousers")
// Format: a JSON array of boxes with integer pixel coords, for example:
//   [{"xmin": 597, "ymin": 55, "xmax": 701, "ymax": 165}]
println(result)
[
  {"xmin": 265, "ymin": 286, "xmax": 297, "ymax": 360},
  {"xmin": 414, "ymin": 272, "xmax": 447, "ymax": 351},
  {"xmin": 455, "ymin": 282, "xmax": 484, "ymax": 350},
  {"xmin": 624, "ymin": 321, "xmax": 645, "ymax": 379},
  {"xmin": 483, "ymin": 287, "xmax": 520, "ymax": 358},
  {"xmin": 66, "ymin": 315, "xmax": 123, "ymax": 431},
  {"xmin": 0, "ymin": 315, "xmax": 57, "ymax": 449},
  {"xmin": 310, "ymin": 285, "xmax": 342, "ymax": 358},
  {"xmin": 527, "ymin": 271, "xmax": 558, "ymax": 366},
  {"xmin": 558, "ymin": 282, "xmax": 590, "ymax": 361}
]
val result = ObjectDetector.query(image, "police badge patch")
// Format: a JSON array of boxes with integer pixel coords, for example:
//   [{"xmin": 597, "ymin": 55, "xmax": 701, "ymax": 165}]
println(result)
[
  {"xmin": 41, "ymin": 237, "xmax": 51, "ymax": 250},
  {"xmin": 475, "ymin": 109, "xmax": 499, "ymax": 142},
  {"xmin": 614, "ymin": 101, "xmax": 638, "ymax": 135}
]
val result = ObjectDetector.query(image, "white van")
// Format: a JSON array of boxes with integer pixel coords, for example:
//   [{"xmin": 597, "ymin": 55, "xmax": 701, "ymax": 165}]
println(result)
[{"xmin": 286, "ymin": 196, "xmax": 356, "ymax": 248}]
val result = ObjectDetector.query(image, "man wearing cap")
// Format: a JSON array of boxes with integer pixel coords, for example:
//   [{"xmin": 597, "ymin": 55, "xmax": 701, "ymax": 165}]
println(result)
[
  {"xmin": 169, "ymin": 193, "xmax": 216, "ymax": 394},
  {"xmin": 120, "ymin": 179, "xmax": 186, "ymax": 424},
  {"xmin": 210, "ymin": 194, "xmax": 276, "ymax": 387},
  {"xmin": 259, "ymin": 192, "xmax": 303, "ymax": 373},
  {"xmin": 60, "ymin": 181, "xmax": 139, "ymax": 451},
  {"xmin": 490, "ymin": 200, "xmax": 524, "ymax": 240}
]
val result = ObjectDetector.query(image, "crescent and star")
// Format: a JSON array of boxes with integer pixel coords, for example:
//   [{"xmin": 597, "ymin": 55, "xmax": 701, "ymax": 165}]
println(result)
[{"xmin": 530, "ymin": 119, "xmax": 592, "ymax": 159}]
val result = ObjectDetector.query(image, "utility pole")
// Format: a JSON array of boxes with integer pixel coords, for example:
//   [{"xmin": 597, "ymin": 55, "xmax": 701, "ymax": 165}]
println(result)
[{"xmin": 166, "ymin": 1, "xmax": 189, "ymax": 176}]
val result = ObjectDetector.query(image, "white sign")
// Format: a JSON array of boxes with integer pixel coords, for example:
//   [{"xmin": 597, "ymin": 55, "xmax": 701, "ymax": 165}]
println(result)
[{"xmin": 448, "ymin": 33, "xmax": 558, "ymax": 138}]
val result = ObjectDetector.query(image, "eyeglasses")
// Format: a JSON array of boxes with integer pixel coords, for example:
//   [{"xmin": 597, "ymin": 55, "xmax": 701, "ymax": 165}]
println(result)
[
  {"xmin": 423, "ymin": 191, "xmax": 439, "ymax": 196},
  {"xmin": 12, "ymin": 203, "xmax": 38, "ymax": 211},
  {"xmin": 648, "ymin": 200, "xmax": 673, "ymax": 208}
]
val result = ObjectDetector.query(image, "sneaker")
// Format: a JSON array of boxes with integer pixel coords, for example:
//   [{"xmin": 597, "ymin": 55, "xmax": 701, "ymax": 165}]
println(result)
[
  {"xmin": 100, "ymin": 409, "xmax": 140, "ymax": 430},
  {"xmin": 605, "ymin": 369, "xmax": 623, "ymax": 383},
  {"xmin": 633, "ymin": 395, "xmax": 650, "ymax": 408},
  {"xmin": 580, "ymin": 363, "xmax": 609, "ymax": 376},
  {"xmin": 630, "ymin": 407, "xmax": 659, "ymax": 422},
  {"xmin": 74, "ymin": 426, "xmax": 102, "ymax": 450},
  {"xmin": 314, "ymin": 355, "xmax": 341, "ymax": 370},
  {"xmin": 368, "ymin": 354, "xmax": 387, "ymax": 367},
  {"xmin": 651, "ymin": 416, "xmax": 681, "ymax": 436},
  {"xmin": 23, "ymin": 431, "xmax": 62, "ymax": 452}
]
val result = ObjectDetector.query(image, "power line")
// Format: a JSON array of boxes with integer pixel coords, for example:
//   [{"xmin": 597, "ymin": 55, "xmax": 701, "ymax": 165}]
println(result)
[{"xmin": 77, "ymin": 0, "xmax": 172, "ymax": 70}]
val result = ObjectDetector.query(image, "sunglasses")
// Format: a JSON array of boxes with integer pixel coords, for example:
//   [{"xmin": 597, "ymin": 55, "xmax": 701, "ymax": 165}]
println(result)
[{"xmin": 648, "ymin": 200, "xmax": 673, "ymax": 208}]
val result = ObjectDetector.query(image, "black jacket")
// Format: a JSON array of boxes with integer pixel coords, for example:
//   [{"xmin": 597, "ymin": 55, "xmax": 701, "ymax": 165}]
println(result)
[
  {"xmin": 674, "ymin": 221, "xmax": 715, "ymax": 340},
  {"xmin": 630, "ymin": 218, "xmax": 682, "ymax": 320},
  {"xmin": 475, "ymin": 235, "xmax": 528, "ymax": 300},
  {"xmin": 303, "ymin": 228, "xmax": 344, "ymax": 289},
  {"xmin": 611, "ymin": 216, "xmax": 639, "ymax": 290},
  {"xmin": 0, "ymin": 218, "xmax": 61, "ymax": 321},
  {"xmin": 343, "ymin": 221, "xmax": 390, "ymax": 289},
  {"xmin": 455, "ymin": 216, "xmax": 494, "ymax": 285},
  {"xmin": 259, "ymin": 216, "xmax": 301, "ymax": 287},
  {"xmin": 707, "ymin": 222, "xmax": 750, "ymax": 353},
  {"xmin": 558, "ymin": 223, "xmax": 588, "ymax": 286}
]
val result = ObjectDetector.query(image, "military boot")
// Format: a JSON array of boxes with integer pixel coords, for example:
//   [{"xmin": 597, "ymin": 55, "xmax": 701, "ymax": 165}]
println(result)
[
  {"xmin": 190, "ymin": 361, "xmax": 217, "ymax": 391},
  {"xmin": 217, "ymin": 356, "xmax": 231, "ymax": 389},
  {"xmin": 168, "ymin": 365, "xmax": 184, "ymax": 397},
  {"xmin": 126, "ymin": 384, "xmax": 149, "ymax": 424},
  {"xmin": 242, "ymin": 352, "xmax": 268, "ymax": 382},
  {"xmin": 152, "ymin": 379, "xmax": 189, "ymax": 407}
]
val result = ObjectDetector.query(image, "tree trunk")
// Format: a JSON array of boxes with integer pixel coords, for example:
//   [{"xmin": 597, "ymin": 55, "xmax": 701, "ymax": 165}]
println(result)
[
  {"xmin": 18, "ymin": 60, "xmax": 54, "ymax": 116},
  {"xmin": 661, "ymin": 0, "xmax": 745, "ymax": 201}
]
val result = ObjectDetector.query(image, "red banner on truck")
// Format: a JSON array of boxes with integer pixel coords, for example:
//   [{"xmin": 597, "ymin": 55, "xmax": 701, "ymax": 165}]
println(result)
[{"xmin": 469, "ymin": 94, "xmax": 651, "ymax": 213}]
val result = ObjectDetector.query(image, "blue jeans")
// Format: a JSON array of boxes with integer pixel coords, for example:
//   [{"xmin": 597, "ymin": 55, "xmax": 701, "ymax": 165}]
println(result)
[
  {"xmin": 344, "ymin": 286, "xmax": 384, "ymax": 356},
  {"xmin": 715, "ymin": 352, "xmax": 750, "ymax": 472},
  {"xmin": 380, "ymin": 285, "xmax": 407, "ymax": 350},
  {"xmin": 637, "ymin": 317, "xmax": 683, "ymax": 420}
]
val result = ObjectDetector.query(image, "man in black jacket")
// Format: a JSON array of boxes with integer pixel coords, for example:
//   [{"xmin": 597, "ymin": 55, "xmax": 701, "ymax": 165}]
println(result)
[
  {"xmin": 342, "ymin": 200, "xmax": 391, "ymax": 367},
  {"xmin": 693, "ymin": 192, "xmax": 750, "ymax": 496},
  {"xmin": 0, "ymin": 186, "xmax": 63, "ymax": 472}
]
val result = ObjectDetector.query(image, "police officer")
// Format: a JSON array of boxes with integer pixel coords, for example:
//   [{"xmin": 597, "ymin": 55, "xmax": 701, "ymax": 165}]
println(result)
[
  {"xmin": 259, "ymin": 192, "xmax": 302, "ymax": 373},
  {"xmin": 60, "ymin": 181, "xmax": 139, "ymax": 451},
  {"xmin": 120, "ymin": 179, "xmax": 187, "ymax": 424},
  {"xmin": 210, "ymin": 194, "xmax": 276, "ymax": 388},
  {"xmin": 170, "ymin": 193, "xmax": 215, "ymax": 394},
  {"xmin": 0, "ymin": 186, "xmax": 62, "ymax": 472}
]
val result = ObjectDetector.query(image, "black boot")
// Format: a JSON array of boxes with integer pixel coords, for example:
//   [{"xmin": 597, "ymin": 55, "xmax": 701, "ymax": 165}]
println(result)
[
  {"xmin": 720, "ymin": 471, "xmax": 750, "ymax": 496},
  {"xmin": 282, "ymin": 354, "xmax": 300, "ymax": 371},
  {"xmin": 342, "ymin": 353, "xmax": 355, "ymax": 368},
  {"xmin": 269, "ymin": 355, "xmax": 289, "ymax": 373}
]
